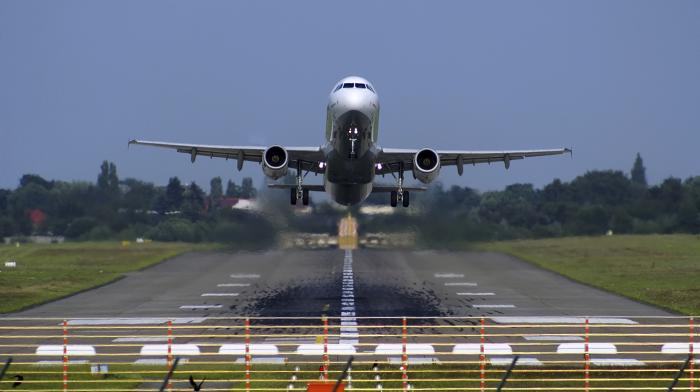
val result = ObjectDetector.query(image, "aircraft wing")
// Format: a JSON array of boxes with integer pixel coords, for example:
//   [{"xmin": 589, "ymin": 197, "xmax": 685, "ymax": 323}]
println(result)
[
  {"xmin": 376, "ymin": 147, "xmax": 571, "ymax": 175},
  {"xmin": 128, "ymin": 140, "xmax": 326, "ymax": 173}
]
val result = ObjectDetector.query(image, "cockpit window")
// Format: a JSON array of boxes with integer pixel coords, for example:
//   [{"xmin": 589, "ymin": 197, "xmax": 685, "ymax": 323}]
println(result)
[
  {"xmin": 366, "ymin": 84, "xmax": 375, "ymax": 92},
  {"xmin": 342, "ymin": 83, "xmax": 354, "ymax": 88},
  {"xmin": 333, "ymin": 84, "xmax": 342, "ymax": 92},
  {"xmin": 355, "ymin": 83, "xmax": 366, "ymax": 89}
]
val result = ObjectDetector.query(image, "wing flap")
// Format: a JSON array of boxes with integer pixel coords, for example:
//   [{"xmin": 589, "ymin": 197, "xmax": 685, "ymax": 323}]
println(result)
[
  {"xmin": 377, "ymin": 147, "xmax": 571, "ymax": 174},
  {"xmin": 129, "ymin": 139, "xmax": 325, "ymax": 172}
]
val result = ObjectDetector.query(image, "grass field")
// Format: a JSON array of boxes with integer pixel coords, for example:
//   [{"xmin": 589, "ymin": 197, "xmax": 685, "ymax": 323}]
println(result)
[
  {"xmin": 0, "ymin": 241, "xmax": 218, "ymax": 314},
  {"xmin": 474, "ymin": 234, "xmax": 700, "ymax": 315}
]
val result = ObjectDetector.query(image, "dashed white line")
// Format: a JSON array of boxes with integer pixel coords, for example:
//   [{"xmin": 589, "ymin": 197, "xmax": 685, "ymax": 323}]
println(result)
[
  {"xmin": 230, "ymin": 273, "xmax": 260, "ymax": 278},
  {"xmin": 179, "ymin": 305, "xmax": 223, "ymax": 310},
  {"xmin": 445, "ymin": 282, "xmax": 478, "ymax": 286},
  {"xmin": 472, "ymin": 304, "xmax": 516, "ymax": 308},
  {"xmin": 457, "ymin": 292, "xmax": 495, "ymax": 296},
  {"xmin": 36, "ymin": 345, "xmax": 96, "ymax": 356},
  {"xmin": 140, "ymin": 344, "xmax": 200, "ymax": 356},
  {"xmin": 217, "ymin": 283, "xmax": 251, "ymax": 287},
  {"xmin": 201, "ymin": 293, "xmax": 239, "ymax": 297},
  {"xmin": 524, "ymin": 336, "xmax": 583, "ymax": 341},
  {"xmin": 591, "ymin": 358, "xmax": 645, "ymax": 366},
  {"xmin": 435, "ymin": 273, "xmax": 465, "ymax": 278},
  {"xmin": 492, "ymin": 317, "xmax": 638, "ymax": 324},
  {"xmin": 557, "ymin": 343, "xmax": 617, "ymax": 354},
  {"xmin": 67, "ymin": 318, "xmax": 206, "ymax": 325},
  {"xmin": 113, "ymin": 337, "xmax": 169, "ymax": 343}
]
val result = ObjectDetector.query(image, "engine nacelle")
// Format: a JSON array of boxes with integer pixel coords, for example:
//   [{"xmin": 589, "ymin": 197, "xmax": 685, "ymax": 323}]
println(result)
[
  {"xmin": 262, "ymin": 145, "xmax": 289, "ymax": 180},
  {"xmin": 412, "ymin": 148, "xmax": 441, "ymax": 184}
]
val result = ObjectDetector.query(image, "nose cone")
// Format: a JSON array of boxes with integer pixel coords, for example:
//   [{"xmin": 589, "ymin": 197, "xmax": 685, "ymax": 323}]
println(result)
[
  {"xmin": 336, "ymin": 88, "xmax": 375, "ymax": 119},
  {"xmin": 343, "ymin": 89, "xmax": 367, "ymax": 109}
]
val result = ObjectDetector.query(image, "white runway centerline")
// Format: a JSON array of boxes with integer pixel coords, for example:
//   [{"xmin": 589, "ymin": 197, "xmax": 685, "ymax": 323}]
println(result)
[
  {"xmin": 217, "ymin": 283, "xmax": 251, "ymax": 287},
  {"xmin": 339, "ymin": 249, "xmax": 358, "ymax": 345},
  {"xmin": 445, "ymin": 282, "xmax": 478, "ymax": 286}
]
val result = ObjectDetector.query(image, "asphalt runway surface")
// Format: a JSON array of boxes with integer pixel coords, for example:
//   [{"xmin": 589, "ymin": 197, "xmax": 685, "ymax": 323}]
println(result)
[
  {"xmin": 3, "ymin": 248, "xmax": 693, "ymax": 377},
  {"xmin": 13, "ymin": 248, "xmax": 671, "ymax": 319}
]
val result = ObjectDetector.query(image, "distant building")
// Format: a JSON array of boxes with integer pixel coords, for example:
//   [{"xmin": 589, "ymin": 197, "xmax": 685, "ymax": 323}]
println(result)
[{"xmin": 219, "ymin": 197, "xmax": 258, "ymax": 211}]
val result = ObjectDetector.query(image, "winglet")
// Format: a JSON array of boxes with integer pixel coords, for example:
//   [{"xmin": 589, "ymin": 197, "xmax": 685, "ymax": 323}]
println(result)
[{"xmin": 565, "ymin": 147, "xmax": 573, "ymax": 158}]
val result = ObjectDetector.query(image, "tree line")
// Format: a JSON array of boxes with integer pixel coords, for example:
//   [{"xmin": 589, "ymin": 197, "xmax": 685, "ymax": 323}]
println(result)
[
  {"xmin": 363, "ymin": 154, "xmax": 700, "ymax": 245},
  {"xmin": 0, "ymin": 162, "xmax": 273, "ymax": 246},
  {"xmin": 1, "ymin": 154, "xmax": 699, "ymax": 245}
]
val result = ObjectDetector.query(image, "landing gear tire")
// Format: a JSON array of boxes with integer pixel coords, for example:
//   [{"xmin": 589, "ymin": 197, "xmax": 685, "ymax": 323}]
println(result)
[
  {"xmin": 290, "ymin": 188, "xmax": 297, "ymax": 205},
  {"xmin": 302, "ymin": 189, "xmax": 309, "ymax": 206},
  {"xmin": 402, "ymin": 191, "xmax": 410, "ymax": 207},
  {"xmin": 390, "ymin": 191, "xmax": 398, "ymax": 207}
]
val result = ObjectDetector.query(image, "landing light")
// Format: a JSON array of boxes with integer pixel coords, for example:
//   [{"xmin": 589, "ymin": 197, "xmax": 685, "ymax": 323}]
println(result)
[
  {"xmin": 376, "ymin": 163, "xmax": 383, "ymax": 170},
  {"xmin": 319, "ymin": 162, "xmax": 326, "ymax": 169}
]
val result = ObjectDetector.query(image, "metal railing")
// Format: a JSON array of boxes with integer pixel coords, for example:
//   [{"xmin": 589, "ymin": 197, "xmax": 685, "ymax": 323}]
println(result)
[{"xmin": 0, "ymin": 316, "xmax": 696, "ymax": 391}]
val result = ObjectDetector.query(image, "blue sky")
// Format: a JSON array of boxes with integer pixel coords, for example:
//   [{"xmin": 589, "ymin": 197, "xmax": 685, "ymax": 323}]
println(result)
[{"xmin": 2, "ymin": 1, "xmax": 698, "ymax": 191}]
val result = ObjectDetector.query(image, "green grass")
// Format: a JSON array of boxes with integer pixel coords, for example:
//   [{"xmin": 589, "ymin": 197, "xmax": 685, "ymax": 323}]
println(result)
[
  {"xmin": 473, "ymin": 234, "xmax": 700, "ymax": 315},
  {"xmin": 0, "ymin": 241, "xmax": 219, "ymax": 314}
]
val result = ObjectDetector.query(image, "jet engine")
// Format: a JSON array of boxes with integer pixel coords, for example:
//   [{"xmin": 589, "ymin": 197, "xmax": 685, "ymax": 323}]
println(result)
[
  {"xmin": 262, "ymin": 145, "xmax": 289, "ymax": 179},
  {"xmin": 412, "ymin": 148, "xmax": 441, "ymax": 184}
]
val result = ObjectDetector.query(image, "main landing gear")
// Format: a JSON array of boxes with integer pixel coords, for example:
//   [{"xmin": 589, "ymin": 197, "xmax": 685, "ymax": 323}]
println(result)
[
  {"xmin": 290, "ymin": 188, "xmax": 309, "ymax": 206},
  {"xmin": 390, "ymin": 163, "xmax": 410, "ymax": 208},
  {"xmin": 290, "ymin": 161, "xmax": 309, "ymax": 206}
]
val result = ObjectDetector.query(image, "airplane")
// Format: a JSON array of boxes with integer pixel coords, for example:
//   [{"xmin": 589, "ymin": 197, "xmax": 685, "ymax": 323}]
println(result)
[{"xmin": 129, "ymin": 76, "xmax": 570, "ymax": 207}]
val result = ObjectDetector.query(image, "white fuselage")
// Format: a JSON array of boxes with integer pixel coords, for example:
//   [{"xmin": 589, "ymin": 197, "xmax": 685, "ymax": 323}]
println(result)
[{"xmin": 323, "ymin": 76, "xmax": 381, "ymax": 205}]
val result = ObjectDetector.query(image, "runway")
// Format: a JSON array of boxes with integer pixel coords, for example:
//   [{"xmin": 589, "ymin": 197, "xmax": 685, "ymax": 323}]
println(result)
[
  {"xmin": 14, "ymin": 248, "xmax": 671, "ymax": 319},
  {"xmin": 4, "ymin": 248, "xmax": 692, "ymax": 378}
]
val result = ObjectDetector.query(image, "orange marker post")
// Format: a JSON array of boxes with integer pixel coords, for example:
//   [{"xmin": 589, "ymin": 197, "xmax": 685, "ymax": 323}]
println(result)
[
  {"xmin": 167, "ymin": 320, "xmax": 173, "ymax": 391},
  {"xmin": 245, "ymin": 318, "xmax": 251, "ymax": 391},
  {"xmin": 584, "ymin": 318, "xmax": 590, "ymax": 392},
  {"xmin": 323, "ymin": 316, "xmax": 329, "ymax": 381},
  {"xmin": 480, "ymin": 317, "xmax": 485, "ymax": 392},
  {"xmin": 402, "ymin": 317, "xmax": 408, "ymax": 391},
  {"xmin": 62, "ymin": 320, "xmax": 68, "ymax": 392},
  {"xmin": 690, "ymin": 317, "xmax": 695, "ymax": 391}
]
